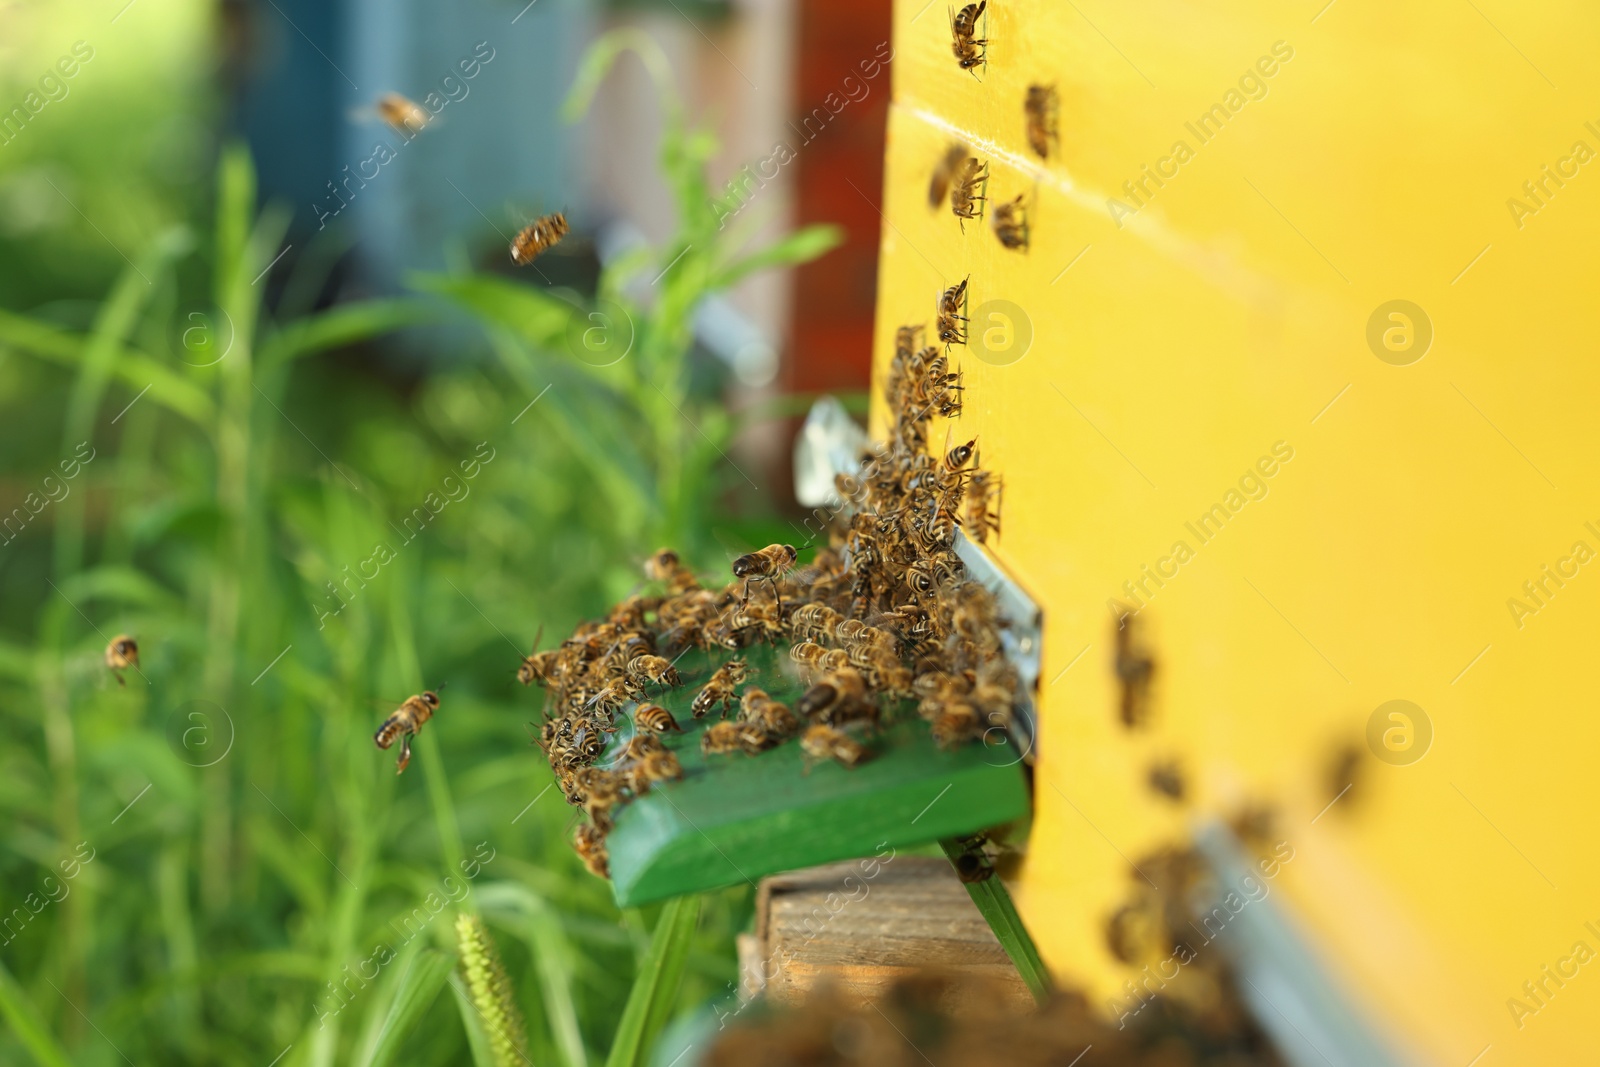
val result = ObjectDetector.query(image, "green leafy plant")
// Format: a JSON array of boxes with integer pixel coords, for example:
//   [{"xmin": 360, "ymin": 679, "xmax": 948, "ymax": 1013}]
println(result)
[
  {"xmin": 0, "ymin": 30, "xmax": 836, "ymax": 1066},
  {"xmin": 417, "ymin": 28, "xmax": 843, "ymax": 562}
]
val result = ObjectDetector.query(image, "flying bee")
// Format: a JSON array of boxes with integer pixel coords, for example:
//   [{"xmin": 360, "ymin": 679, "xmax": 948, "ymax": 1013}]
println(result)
[
  {"xmin": 375, "ymin": 92, "xmax": 430, "ymax": 137},
  {"xmin": 573, "ymin": 823, "xmax": 609, "ymax": 879},
  {"xmin": 949, "ymin": 1, "xmax": 988, "ymax": 72},
  {"xmin": 739, "ymin": 688, "xmax": 800, "ymax": 739},
  {"xmin": 692, "ymin": 658, "xmax": 749, "ymax": 718},
  {"xmin": 937, "ymin": 278, "xmax": 969, "ymax": 345},
  {"xmin": 991, "ymin": 194, "xmax": 1028, "ymax": 250},
  {"xmin": 628, "ymin": 654, "xmax": 682, "ymax": 689},
  {"xmin": 927, "ymin": 142, "xmax": 969, "ymax": 209},
  {"xmin": 105, "ymin": 634, "xmax": 139, "ymax": 686},
  {"xmin": 646, "ymin": 547, "xmax": 702, "ymax": 596},
  {"xmin": 1024, "ymin": 83, "xmax": 1059, "ymax": 160},
  {"xmin": 509, "ymin": 211, "xmax": 569, "ymax": 267},
  {"xmin": 374, "ymin": 689, "xmax": 442, "ymax": 775},
  {"xmin": 965, "ymin": 469, "xmax": 1003, "ymax": 544},
  {"xmin": 625, "ymin": 749, "xmax": 684, "ymax": 794},
  {"xmin": 634, "ymin": 702, "xmax": 683, "ymax": 734},
  {"xmin": 949, "ymin": 157, "xmax": 988, "ymax": 229},
  {"xmin": 731, "ymin": 544, "xmax": 797, "ymax": 608},
  {"xmin": 801, "ymin": 724, "xmax": 869, "ymax": 769}
]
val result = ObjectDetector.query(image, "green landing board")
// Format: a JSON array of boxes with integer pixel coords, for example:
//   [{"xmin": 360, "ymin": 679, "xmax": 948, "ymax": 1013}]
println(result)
[{"xmin": 597, "ymin": 646, "xmax": 1031, "ymax": 907}]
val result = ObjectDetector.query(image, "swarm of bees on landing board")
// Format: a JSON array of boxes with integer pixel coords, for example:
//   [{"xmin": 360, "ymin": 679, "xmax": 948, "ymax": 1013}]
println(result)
[{"xmin": 517, "ymin": 319, "xmax": 1017, "ymax": 879}]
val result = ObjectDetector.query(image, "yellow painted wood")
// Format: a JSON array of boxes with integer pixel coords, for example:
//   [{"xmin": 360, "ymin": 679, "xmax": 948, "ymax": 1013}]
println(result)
[{"xmin": 872, "ymin": 2, "xmax": 1600, "ymax": 1062}]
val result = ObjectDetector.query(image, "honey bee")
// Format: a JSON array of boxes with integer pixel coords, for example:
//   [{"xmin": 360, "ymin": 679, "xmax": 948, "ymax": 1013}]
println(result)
[
  {"xmin": 790, "ymin": 641, "xmax": 830, "ymax": 672},
  {"xmin": 628, "ymin": 654, "xmax": 682, "ymax": 689},
  {"xmin": 586, "ymin": 676, "xmax": 640, "ymax": 712},
  {"xmin": 634, "ymin": 702, "xmax": 683, "ymax": 734},
  {"xmin": 105, "ymin": 634, "xmax": 139, "ymax": 686},
  {"xmin": 927, "ymin": 142, "xmax": 968, "ymax": 209},
  {"xmin": 692, "ymin": 658, "xmax": 749, "ymax": 718},
  {"xmin": 931, "ymin": 701, "xmax": 980, "ymax": 749},
  {"xmin": 796, "ymin": 666, "xmax": 875, "ymax": 725},
  {"xmin": 735, "ymin": 722, "xmax": 780, "ymax": 754},
  {"xmin": 518, "ymin": 626, "xmax": 563, "ymax": 686},
  {"xmin": 1024, "ymin": 83, "xmax": 1059, "ymax": 160},
  {"xmin": 374, "ymin": 689, "xmax": 442, "ymax": 775},
  {"xmin": 792, "ymin": 603, "xmax": 843, "ymax": 643},
  {"xmin": 949, "ymin": 158, "xmax": 988, "ymax": 229},
  {"xmin": 701, "ymin": 720, "xmax": 743, "ymax": 756},
  {"xmin": 620, "ymin": 732, "xmax": 666, "ymax": 762},
  {"xmin": 1114, "ymin": 614, "xmax": 1156, "ymax": 728},
  {"xmin": 375, "ymin": 92, "xmax": 430, "ymax": 137},
  {"xmin": 949, "ymin": 1, "xmax": 988, "ymax": 72},
  {"xmin": 646, "ymin": 548, "xmax": 702, "ymax": 596},
  {"xmin": 948, "ymin": 835, "xmax": 995, "ymax": 883},
  {"xmin": 573, "ymin": 823, "xmax": 609, "ymax": 879},
  {"xmin": 1148, "ymin": 759, "xmax": 1186, "ymax": 801},
  {"xmin": 731, "ymin": 544, "xmax": 797, "ymax": 607},
  {"xmin": 991, "ymin": 194, "xmax": 1028, "ymax": 250},
  {"xmin": 800, "ymin": 724, "xmax": 869, "ymax": 769},
  {"xmin": 582, "ymin": 770, "xmax": 626, "ymax": 831},
  {"xmin": 739, "ymin": 688, "xmax": 800, "ymax": 739},
  {"xmin": 905, "ymin": 557, "xmax": 963, "ymax": 602},
  {"xmin": 625, "ymin": 749, "xmax": 684, "ymax": 794},
  {"xmin": 509, "ymin": 212, "xmax": 569, "ymax": 267},
  {"xmin": 965, "ymin": 470, "xmax": 1002, "ymax": 544},
  {"xmin": 937, "ymin": 278, "xmax": 969, "ymax": 346}
]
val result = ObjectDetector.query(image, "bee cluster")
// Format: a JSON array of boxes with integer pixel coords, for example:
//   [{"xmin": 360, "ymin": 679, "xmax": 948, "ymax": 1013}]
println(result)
[
  {"xmin": 935, "ymin": 2, "xmax": 1062, "ymax": 252},
  {"xmin": 519, "ymin": 323, "xmax": 1018, "ymax": 879}
]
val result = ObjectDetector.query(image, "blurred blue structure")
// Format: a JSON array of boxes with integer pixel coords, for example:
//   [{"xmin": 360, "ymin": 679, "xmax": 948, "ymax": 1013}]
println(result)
[{"xmin": 236, "ymin": 0, "xmax": 591, "ymax": 292}]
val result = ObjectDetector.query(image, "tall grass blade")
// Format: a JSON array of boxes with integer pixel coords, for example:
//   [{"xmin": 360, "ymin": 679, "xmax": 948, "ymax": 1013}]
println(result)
[
  {"xmin": 939, "ymin": 838, "xmax": 1053, "ymax": 1005},
  {"xmin": 603, "ymin": 895, "xmax": 701, "ymax": 1067},
  {"xmin": 448, "ymin": 973, "xmax": 497, "ymax": 1067},
  {"xmin": 0, "ymin": 960, "xmax": 72, "ymax": 1067},
  {"xmin": 357, "ymin": 949, "xmax": 456, "ymax": 1067}
]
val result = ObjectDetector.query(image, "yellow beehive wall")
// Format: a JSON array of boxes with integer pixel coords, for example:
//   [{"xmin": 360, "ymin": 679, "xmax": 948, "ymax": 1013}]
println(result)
[{"xmin": 873, "ymin": 2, "xmax": 1600, "ymax": 1062}]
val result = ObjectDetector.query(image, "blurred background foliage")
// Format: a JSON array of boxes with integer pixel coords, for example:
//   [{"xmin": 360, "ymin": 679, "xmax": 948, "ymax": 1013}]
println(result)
[{"xmin": 0, "ymin": 4, "xmax": 841, "ymax": 1063}]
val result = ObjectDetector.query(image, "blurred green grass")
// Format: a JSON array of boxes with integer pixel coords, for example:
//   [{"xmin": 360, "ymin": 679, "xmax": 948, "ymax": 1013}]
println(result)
[{"xmin": 0, "ymin": 25, "xmax": 843, "ymax": 1066}]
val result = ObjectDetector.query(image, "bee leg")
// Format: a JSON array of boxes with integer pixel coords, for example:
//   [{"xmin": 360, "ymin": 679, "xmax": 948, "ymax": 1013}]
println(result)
[
  {"xmin": 397, "ymin": 734, "xmax": 413, "ymax": 774},
  {"xmin": 115, "ymin": 672, "xmax": 126, "ymax": 688}
]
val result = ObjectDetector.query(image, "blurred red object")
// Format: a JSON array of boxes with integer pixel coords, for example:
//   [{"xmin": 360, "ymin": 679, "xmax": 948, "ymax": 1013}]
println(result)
[{"xmin": 785, "ymin": 0, "xmax": 891, "ymax": 397}]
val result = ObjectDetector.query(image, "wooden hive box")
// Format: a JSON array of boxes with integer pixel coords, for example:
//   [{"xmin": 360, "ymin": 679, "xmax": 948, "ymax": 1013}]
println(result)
[{"xmin": 872, "ymin": 1, "xmax": 1600, "ymax": 1062}]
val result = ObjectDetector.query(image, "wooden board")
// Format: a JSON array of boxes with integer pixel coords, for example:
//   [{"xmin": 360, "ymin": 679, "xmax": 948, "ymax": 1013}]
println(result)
[
  {"xmin": 738, "ymin": 857, "xmax": 1035, "ymax": 1014},
  {"xmin": 603, "ymin": 645, "xmax": 1030, "ymax": 907}
]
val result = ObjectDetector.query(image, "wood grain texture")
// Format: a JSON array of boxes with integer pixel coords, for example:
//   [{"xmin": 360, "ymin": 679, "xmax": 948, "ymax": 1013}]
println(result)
[{"xmin": 741, "ymin": 857, "xmax": 1035, "ymax": 1014}]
